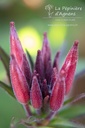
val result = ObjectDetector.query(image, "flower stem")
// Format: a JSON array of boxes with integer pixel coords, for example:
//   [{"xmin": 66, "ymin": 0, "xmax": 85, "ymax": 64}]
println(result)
[
  {"xmin": 36, "ymin": 109, "xmax": 41, "ymax": 116},
  {"xmin": 23, "ymin": 104, "xmax": 32, "ymax": 117},
  {"xmin": 45, "ymin": 111, "xmax": 56, "ymax": 121},
  {"xmin": 36, "ymin": 111, "xmax": 57, "ymax": 126}
]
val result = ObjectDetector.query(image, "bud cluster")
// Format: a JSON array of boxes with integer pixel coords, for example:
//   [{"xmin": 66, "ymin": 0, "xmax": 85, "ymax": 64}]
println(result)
[{"xmin": 10, "ymin": 22, "xmax": 78, "ymax": 118}]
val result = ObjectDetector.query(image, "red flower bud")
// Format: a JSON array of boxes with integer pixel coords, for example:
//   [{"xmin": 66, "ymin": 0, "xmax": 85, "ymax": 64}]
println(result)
[
  {"xmin": 50, "ymin": 75, "xmax": 65, "ymax": 111},
  {"xmin": 41, "ymin": 79, "xmax": 49, "ymax": 98},
  {"xmin": 60, "ymin": 41, "xmax": 79, "ymax": 94},
  {"xmin": 10, "ymin": 22, "xmax": 24, "ymax": 67},
  {"xmin": 42, "ymin": 32, "xmax": 52, "ymax": 84},
  {"xmin": 30, "ymin": 76, "xmax": 42, "ymax": 109},
  {"xmin": 53, "ymin": 51, "xmax": 60, "ymax": 72},
  {"xmin": 42, "ymin": 32, "xmax": 51, "ymax": 62},
  {"xmin": 45, "ymin": 60, "xmax": 52, "ymax": 84},
  {"xmin": 10, "ymin": 22, "xmax": 32, "ymax": 86},
  {"xmin": 21, "ymin": 54, "xmax": 32, "ymax": 86},
  {"xmin": 34, "ymin": 50, "xmax": 44, "ymax": 81},
  {"xmin": 10, "ymin": 55, "xmax": 30, "ymax": 104},
  {"xmin": 51, "ymin": 67, "xmax": 58, "ymax": 89}
]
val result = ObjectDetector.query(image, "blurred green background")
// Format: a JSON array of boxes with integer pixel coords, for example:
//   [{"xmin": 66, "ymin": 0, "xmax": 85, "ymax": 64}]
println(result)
[{"xmin": 0, "ymin": 0, "xmax": 85, "ymax": 128}]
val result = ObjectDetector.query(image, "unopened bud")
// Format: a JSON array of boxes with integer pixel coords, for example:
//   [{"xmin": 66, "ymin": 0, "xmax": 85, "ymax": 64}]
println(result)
[
  {"xmin": 50, "ymin": 75, "xmax": 65, "ymax": 111},
  {"xmin": 10, "ymin": 55, "xmax": 30, "ymax": 104},
  {"xmin": 34, "ymin": 50, "xmax": 44, "ymax": 81},
  {"xmin": 60, "ymin": 41, "xmax": 79, "ymax": 94},
  {"xmin": 21, "ymin": 54, "xmax": 32, "ymax": 86},
  {"xmin": 30, "ymin": 76, "xmax": 42, "ymax": 109},
  {"xmin": 51, "ymin": 67, "xmax": 58, "ymax": 89},
  {"xmin": 10, "ymin": 22, "xmax": 24, "ymax": 67},
  {"xmin": 53, "ymin": 51, "xmax": 60, "ymax": 72},
  {"xmin": 42, "ymin": 32, "xmax": 52, "ymax": 83}
]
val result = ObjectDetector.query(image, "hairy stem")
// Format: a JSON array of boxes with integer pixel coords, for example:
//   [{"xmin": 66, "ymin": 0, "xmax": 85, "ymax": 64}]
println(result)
[
  {"xmin": 64, "ymin": 93, "xmax": 85, "ymax": 106},
  {"xmin": 45, "ymin": 111, "xmax": 56, "ymax": 121},
  {"xmin": 23, "ymin": 104, "xmax": 32, "ymax": 117}
]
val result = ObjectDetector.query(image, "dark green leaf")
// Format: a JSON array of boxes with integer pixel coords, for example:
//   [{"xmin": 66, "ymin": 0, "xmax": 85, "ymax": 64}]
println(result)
[
  {"xmin": 0, "ymin": 81, "xmax": 15, "ymax": 98},
  {"xmin": 0, "ymin": 47, "xmax": 10, "ymax": 84},
  {"xmin": 25, "ymin": 49, "xmax": 34, "ymax": 71},
  {"xmin": 59, "ymin": 105, "xmax": 85, "ymax": 120},
  {"xmin": 49, "ymin": 117, "xmax": 84, "ymax": 128}
]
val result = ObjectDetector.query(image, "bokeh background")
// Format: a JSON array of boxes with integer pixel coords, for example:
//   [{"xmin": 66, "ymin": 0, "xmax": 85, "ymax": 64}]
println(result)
[{"xmin": 0, "ymin": 0, "xmax": 85, "ymax": 128}]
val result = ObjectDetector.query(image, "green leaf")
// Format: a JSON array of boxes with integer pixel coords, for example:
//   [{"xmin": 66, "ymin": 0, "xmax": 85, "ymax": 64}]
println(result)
[
  {"xmin": 49, "ymin": 117, "xmax": 84, "ymax": 128},
  {"xmin": 25, "ymin": 49, "xmax": 34, "ymax": 71},
  {"xmin": 0, "ymin": 47, "xmax": 10, "ymax": 84},
  {"xmin": 0, "ymin": 81, "xmax": 15, "ymax": 98},
  {"xmin": 59, "ymin": 105, "xmax": 85, "ymax": 120}
]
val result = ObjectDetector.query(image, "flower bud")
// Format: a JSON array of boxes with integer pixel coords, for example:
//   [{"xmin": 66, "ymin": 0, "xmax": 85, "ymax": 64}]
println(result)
[
  {"xmin": 42, "ymin": 32, "xmax": 51, "ymax": 62},
  {"xmin": 51, "ymin": 67, "xmax": 58, "ymax": 89},
  {"xmin": 21, "ymin": 54, "xmax": 32, "ymax": 86},
  {"xmin": 53, "ymin": 51, "xmax": 60, "ymax": 72},
  {"xmin": 42, "ymin": 32, "xmax": 52, "ymax": 84},
  {"xmin": 34, "ymin": 50, "xmax": 44, "ymax": 81},
  {"xmin": 50, "ymin": 75, "xmax": 65, "ymax": 111},
  {"xmin": 30, "ymin": 76, "xmax": 42, "ymax": 109},
  {"xmin": 60, "ymin": 41, "xmax": 79, "ymax": 94},
  {"xmin": 10, "ymin": 22, "xmax": 32, "ymax": 86},
  {"xmin": 10, "ymin": 22, "xmax": 24, "ymax": 67},
  {"xmin": 41, "ymin": 79, "xmax": 49, "ymax": 98},
  {"xmin": 10, "ymin": 55, "xmax": 30, "ymax": 104},
  {"xmin": 45, "ymin": 60, "xmax": 52, "ymax": 84}
]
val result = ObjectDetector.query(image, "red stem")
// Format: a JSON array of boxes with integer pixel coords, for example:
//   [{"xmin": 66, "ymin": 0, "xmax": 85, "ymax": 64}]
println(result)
[{"xmin": 23, "ymin": 104, "xmax": 32, "ymax": 117}]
